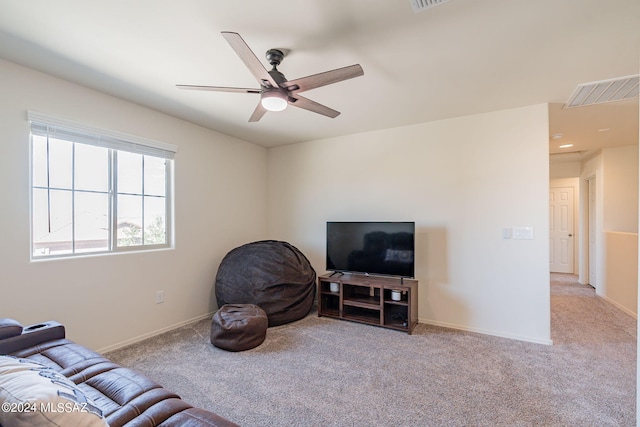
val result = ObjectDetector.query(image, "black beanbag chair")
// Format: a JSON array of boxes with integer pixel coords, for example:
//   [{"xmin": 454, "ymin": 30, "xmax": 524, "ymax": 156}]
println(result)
[
  {"xmin": 215, "ymin": 240, "xmax": 316, "ymax": 326},
  {"xmin": 210, "ymin": 304, "xmax": 268, "ymax": 351}
]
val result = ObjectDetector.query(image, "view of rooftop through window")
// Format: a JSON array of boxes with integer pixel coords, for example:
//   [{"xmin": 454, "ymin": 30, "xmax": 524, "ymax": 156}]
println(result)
[{"xmin": 30, "ymin": 117, "xmax": 173, "ymax": 258}]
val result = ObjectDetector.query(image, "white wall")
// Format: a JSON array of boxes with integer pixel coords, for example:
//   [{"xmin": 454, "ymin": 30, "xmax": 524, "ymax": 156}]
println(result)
[
  {"xmin": 0, "ymin": 59, "xmax": 268, "ymax": 351},
  {"xmin": 267, "ymin": 104, "xmax": 551, "ymax": 344}
]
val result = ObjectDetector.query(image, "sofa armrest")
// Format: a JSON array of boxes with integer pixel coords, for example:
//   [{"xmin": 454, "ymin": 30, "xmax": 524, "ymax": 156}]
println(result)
[
  {"xmin": 0, "ymin": 318, "xmax": 23, "ymax": 340},
  {"xmin": 0, "ymin": 320, "xmax": 65, "ymax": 355}
]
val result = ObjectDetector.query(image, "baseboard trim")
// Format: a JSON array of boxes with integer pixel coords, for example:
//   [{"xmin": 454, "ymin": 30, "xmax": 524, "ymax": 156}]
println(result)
[
  {"xmin": 597, "ymin": 294, "xmax": 638, "ymax": 319},
  {"xmin": 97, "ymin": 312, "xmax": 214, "ymax": 354},
  {"xmin": 419, "ymin": 317, "xmax": 553, "ymax": 346}
]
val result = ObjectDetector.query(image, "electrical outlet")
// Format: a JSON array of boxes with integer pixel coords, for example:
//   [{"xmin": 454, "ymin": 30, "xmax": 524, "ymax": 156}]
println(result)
[{"xmin": 156, "ymin": 290, "xmax": 164, "ymax": 304}]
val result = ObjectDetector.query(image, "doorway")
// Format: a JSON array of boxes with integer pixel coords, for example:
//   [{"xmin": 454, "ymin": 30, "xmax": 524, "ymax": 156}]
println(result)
[
  {"xmin": 586, "ymin": 177, "xmax": 596, "ymax": 288},
  {"xmin": 549, "ymin": 183, "xmax": 577, "ymax": 274}
]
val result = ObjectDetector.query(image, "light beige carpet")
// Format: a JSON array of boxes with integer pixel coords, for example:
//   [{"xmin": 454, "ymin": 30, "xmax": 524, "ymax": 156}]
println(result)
[{"xmin": 107, "ymin": 274, "xmax": 636, "ymax": 426}]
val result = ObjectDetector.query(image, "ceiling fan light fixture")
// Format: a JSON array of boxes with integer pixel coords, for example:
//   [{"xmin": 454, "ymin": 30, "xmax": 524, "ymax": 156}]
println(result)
[
  {"xmin": 261, "ymin": 90, "xmax": 288, "ymax": 112},
  {"xmin": 178, "ymin": 32, "xmax": 363, "ymax": 121}
]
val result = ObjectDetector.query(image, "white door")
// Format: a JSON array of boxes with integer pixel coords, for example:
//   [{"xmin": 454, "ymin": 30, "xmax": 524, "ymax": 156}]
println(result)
[{"xmin": 550, "ymin": 187, "xmax": 575, "ymax": 273}]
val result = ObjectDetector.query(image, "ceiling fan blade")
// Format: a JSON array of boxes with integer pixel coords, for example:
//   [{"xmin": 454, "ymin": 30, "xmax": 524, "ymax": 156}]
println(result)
[
  {"xmin": 176, "ymin": 84, "xmax": 261, "ymax": 94},
  {"xmin": 284, "ymin": 64, "xmax": 364, "ymax": 93},
  {"xmin": 249, "ymin": 102, "xmax": 268, "ymax": 122},
  {"xmin": 221, "ymin": 31, "xmax": 278, "ymax": 88},
  {"xmin": 288, "ymin": 94, "xmax": 340, "ymax": 118}
]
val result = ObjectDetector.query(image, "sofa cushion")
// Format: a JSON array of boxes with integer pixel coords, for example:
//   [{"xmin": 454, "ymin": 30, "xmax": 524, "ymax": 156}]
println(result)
[
  {"xmin": 0, "ymin": 355, "xmax": 108, "ymax": 427},
  {"xmin": 162, "ymin": 407, "xmax": 240, "ymax": 426},
  {"xmin": 5, "ymin": 330, "xmax": 240, "ymax": 427}
]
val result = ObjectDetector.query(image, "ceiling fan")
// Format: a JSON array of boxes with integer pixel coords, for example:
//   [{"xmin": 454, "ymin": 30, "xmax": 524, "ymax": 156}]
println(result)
[{"xmin": 177, "ymin": 31, "xmax": 364, "ymax": 122}]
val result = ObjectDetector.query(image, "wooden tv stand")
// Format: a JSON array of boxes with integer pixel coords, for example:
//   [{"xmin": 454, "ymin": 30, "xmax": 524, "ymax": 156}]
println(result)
[{"xmin": 317, "ymin": 273, "xmax": 418, "ymax": 334}]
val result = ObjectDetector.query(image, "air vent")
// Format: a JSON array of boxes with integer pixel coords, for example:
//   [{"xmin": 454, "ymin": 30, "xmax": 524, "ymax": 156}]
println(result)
[
  {"xmin": 564, "ymin": 74, "xmax": 639, "ymax": 108},
  {"xmin": 410, "ymin": 0, "xmax": 450, "ymax": 13}
]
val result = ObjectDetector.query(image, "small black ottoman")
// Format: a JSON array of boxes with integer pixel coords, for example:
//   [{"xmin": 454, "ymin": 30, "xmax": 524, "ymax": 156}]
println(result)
[{"xmin": 210, "ymin": 304, "xmax": 268, "ymax": 352}]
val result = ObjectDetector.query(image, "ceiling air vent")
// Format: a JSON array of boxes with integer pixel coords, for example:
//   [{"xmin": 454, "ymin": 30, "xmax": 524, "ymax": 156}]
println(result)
[
  {"xmin": 564, "ymin": 74, "xmax": 639, "ymax": 108},
  {"xmin": 410, "ymin": 0, "xmax": 450, "ymax": 13}
]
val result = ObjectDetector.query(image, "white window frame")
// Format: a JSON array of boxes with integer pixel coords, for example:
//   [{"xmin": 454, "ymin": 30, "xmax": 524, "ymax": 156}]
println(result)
[{"xmin": 28, "ymin": 111, "xmax": 177, "ymax": 259}]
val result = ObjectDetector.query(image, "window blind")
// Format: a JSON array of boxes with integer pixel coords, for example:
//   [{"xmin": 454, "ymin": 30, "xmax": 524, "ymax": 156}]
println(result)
[{"xmin": 27, "ymin": 110, "xmax": 177, "ymax": 159}]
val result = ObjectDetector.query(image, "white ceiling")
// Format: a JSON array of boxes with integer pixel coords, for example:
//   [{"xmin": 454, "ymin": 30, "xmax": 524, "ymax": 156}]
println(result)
[{"xmin": 0, "ymin": 0, "xmax": 638, "ymax": 149}]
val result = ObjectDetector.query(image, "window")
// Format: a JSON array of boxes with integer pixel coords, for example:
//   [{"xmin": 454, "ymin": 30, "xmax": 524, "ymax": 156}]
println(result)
[{"xmin": 28, "ymin": 111, "xmax": 176, "ymax": 259}]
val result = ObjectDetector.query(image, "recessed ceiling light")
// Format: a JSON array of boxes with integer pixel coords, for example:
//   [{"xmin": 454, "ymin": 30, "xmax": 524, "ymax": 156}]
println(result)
[
  {"xmin": 559, "ymin": 144, "xmax": 574, "ymax": 149},
  {"xmin": 597, "ymin": 128, "xmax": 610, "ymax": 132},
  {"xmin": 551, "ymin": 134, "xmax": 564, "ymax": 140}
]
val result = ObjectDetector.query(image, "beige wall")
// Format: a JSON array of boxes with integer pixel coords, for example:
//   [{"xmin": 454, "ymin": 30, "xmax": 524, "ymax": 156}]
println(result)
[
  {"xmin": 602, "ymin": 146, "xmax": 639, "ymax": 233},
  {"xmin": 578, "ymin": 147, "xmax": 638, "ymax": 315},
  {"xmin": 601, "ymin": 146, "xmax": 638, "ymax": 316},
  {"xmin": 637, "ymin": 49, "xmax": 640, "ymax": 426},
  {"xmin": 603, "ymin": 232, "xmax": 638, "ymax": 316},
  {"xmin": 550, "ymin": 160, "xmax": 581, "ymax": 179},
  {"xmin": 267, "ymin": 104, "xmax": 552, "ymax": 344},
  {"xmin": 0, "ymin": 59, "xmax": 268, "ymax": 351},
  {"xmin": 579, "ymin": 146, "xmax": 639, "ymax": 236}
]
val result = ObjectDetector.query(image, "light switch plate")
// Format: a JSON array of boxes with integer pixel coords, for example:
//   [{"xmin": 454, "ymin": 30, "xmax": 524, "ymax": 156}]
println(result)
[
  {"xmin": 512, "ymin": 226, "xmax": 534, "ymax": 240},
  {"xmin": 502, "ymin": 227, "xmax": 512, "ymax": 239}
]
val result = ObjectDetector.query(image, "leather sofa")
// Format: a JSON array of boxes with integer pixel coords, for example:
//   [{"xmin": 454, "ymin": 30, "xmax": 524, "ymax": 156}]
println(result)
[{"xmin": 0, "ymin": 318, "xmax": 238, "ymax": 427}]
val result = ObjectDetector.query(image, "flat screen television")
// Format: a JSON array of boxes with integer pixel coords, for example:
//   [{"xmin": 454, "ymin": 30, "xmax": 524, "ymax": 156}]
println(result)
[{"xmin": 326, "ymin": 221, "xmax": 415, "ymax": 278}]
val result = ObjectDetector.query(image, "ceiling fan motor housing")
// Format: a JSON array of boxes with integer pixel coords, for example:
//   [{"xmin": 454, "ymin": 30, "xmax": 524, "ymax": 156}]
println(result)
[{"xmin": 266, "ymin": 49, "xmax": 284, "ymax": 67}]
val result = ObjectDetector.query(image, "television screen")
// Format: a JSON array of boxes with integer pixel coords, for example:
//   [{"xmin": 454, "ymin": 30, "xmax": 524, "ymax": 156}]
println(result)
[{"xmin": 326, "ymin": 221, "xmax": 415, "ymax": 278}]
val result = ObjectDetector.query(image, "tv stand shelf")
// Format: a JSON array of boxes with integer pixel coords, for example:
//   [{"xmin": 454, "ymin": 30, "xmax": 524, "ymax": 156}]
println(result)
[{"xmin": 318, "ymin": 273, "xmax": 418, "ymax": 334}]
